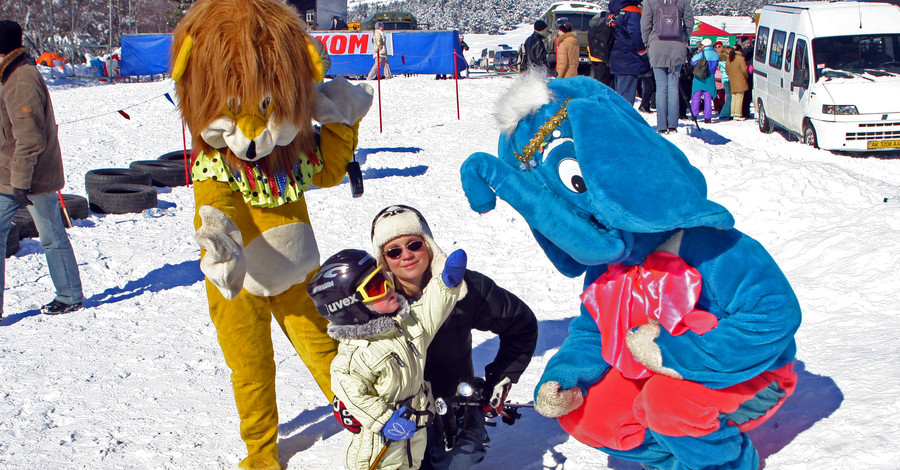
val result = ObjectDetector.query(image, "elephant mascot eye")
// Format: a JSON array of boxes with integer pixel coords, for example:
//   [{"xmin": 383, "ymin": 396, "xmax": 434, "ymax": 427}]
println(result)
[{"xmin": 557, "ymin": 158, "xmax": 587, "ymax": 193}]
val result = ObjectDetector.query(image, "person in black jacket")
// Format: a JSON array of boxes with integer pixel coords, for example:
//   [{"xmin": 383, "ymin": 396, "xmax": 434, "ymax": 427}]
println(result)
[
  {"xmin": 587, "ymin": 12, "xmax": 615, "ymax": 87},
  {"xmin": 365, "ymin": 204, "xmax": 539, "ymax": 470},
  {"xmin": 522, "ymin": 20, "xmax": 553, "ymax": 75}
]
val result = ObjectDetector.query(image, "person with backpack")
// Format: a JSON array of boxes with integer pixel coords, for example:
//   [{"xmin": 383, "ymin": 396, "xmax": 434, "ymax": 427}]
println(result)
[
  {"xmin": 587, "ymin": 12, "xmax": 615, "ymax": 87},
  {"xmin": 608, "ymin": 0, "xmax": 650, "ymax": 104},
  {"xmin": 690, "ymin": 38, "xmax": 720, "ymax": 123},
  {"xmin": 641, "ymin": 0, "xmax": 694, "ymax": 134}
]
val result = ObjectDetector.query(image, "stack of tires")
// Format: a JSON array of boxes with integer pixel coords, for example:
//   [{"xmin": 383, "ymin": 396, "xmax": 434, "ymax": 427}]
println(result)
[
  {"xmin": 5, "ymin": 223, "xmax": 18, "ymax": 259},
  {"xmin": 11, "ymin": 194, "xmax": 90, "ymax": 239},
  {"xmin": 85, "ymin": 150, "xmax": 190, "ymax": 214}
]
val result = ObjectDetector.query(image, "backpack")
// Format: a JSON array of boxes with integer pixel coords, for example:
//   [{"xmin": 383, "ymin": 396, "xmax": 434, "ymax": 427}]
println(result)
[
  {"xmin": 655, "ymin": 0, "xmax": 683, "ymax": 40},
  {"xmin": 693, "ymin": 55, "xmax": 709, "ymax": 79},
  {"xmin": 588, "ymin": 14, "xmax": 616, "ymax": 61}
]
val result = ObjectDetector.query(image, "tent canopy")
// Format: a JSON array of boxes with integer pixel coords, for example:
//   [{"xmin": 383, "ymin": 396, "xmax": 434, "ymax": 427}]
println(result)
[
  {"xmin": 35, "ymin": 52, "xmax": 67, "ymax": 66},
  {"xmin": 690, "ymin": 20, "xmax": 737, "ymax": 47}
]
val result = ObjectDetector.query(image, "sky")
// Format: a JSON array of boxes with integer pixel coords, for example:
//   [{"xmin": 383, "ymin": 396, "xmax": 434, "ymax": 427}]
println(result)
[{"xmin": 2, "ymin": 24, "xmax": 900, "ymax": 470}]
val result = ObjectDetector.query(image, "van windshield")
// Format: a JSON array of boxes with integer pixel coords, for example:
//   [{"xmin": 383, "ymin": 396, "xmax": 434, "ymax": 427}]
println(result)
[{"xmin": 812, "ymin": 34, "xmax": 900, "ymax": 76}]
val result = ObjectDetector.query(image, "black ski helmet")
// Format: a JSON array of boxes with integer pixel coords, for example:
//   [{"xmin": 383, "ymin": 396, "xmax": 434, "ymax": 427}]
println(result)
[{"xmin": 308, "ymin": 249, "xmax": 381, "ymax": 325}]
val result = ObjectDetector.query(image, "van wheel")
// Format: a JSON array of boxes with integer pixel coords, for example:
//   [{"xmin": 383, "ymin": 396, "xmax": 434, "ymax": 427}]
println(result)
[
  {"xmin": 757, "ymin": 101, "xmax": 774, "ymax": 134},
  {"xmin": 803, "ymin": 121, "xmax": 818, "ymax": 148}
]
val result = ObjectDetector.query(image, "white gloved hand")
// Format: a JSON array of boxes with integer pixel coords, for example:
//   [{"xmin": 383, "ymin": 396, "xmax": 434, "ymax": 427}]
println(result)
[
  {"xmin": 194, "ymin": 205, "xmax": 246, "ymax": 300},
  {"xmin": 314, "ymin": 76, "xmax": 374, "ymax": 125},
  {"xmin": 534, "ymin": 381, "xmax": 584, "ymax": 418},
  {"xmin": 626, "ymin": 318, "xmax": 683, "ymax": 379}
]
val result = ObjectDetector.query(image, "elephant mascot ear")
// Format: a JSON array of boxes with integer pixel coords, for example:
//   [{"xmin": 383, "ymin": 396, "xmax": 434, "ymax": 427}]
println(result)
[{"xmin": 557, "ymin": 77, "xmax": 735, "ymax": 233}]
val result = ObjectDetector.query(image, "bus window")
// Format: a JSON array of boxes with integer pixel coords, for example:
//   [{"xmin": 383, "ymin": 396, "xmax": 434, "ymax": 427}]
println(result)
[
  {"xmin": 785, "ymin": 32, "xmax": 795, "ymax": 72},
  {"xmin": 793, "ymin": 39, "xmax": 810, "ymax": 87},
  {"xmin": 756, "ymin": 27, "xmax": 770, "ymax": 63},
  {"xmin": 769, "ymin": 29, "xmax": 787, "ymax": 68}
]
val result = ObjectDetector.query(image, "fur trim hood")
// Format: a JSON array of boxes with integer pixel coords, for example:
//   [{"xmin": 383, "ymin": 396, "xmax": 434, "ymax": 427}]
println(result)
[{"xmin": 326, "ymin": 294, "xmax": 411, "ymax": 340}]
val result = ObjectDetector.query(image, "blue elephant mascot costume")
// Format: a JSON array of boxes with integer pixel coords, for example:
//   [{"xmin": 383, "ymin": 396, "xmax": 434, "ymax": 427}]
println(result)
[{"xmin": 460, "ymin": 73, "xmax": 801, "ymax": 470}]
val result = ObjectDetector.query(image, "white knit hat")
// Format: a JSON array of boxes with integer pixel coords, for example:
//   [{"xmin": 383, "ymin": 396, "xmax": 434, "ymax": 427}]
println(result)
[
  {"xmin": 370, "ymin": 205, "xmax": 444, "ymax": 268},
  {"xmin": 700, "ymin": 38, "xmax": 712, "ymax": 47}
]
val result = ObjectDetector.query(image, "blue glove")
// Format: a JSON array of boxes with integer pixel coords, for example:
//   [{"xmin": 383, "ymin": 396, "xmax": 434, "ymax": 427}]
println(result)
[
  {"xmin": 382, "ymin": 406, "xmax": 416, "ymax": 441},
  {"xmin": 441, "ymin": 249, "xmax": 467, "ymax": 288}
]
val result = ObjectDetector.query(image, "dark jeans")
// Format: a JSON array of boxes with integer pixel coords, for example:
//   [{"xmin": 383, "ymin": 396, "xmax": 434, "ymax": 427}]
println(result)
[
  {"xmin": 591, "ymin": 61, "xmax": 614, "ymax": 88},
  {"xmin": 638, "ymin": 72, "xmax": 656, "ymax": 110},
  {"xmin": 421, "ymin": 406, "xmax": 488, "ymax": 470}
]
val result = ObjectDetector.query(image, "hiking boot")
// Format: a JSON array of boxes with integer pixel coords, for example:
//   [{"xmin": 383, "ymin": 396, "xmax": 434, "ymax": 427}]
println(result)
[
  {"xmin": 41, "ymin": 300, "xmax": 83, "ymax": 315},
  {"xmin": 668, "ymin": 128, "xmax": 678, "ymax": 133},
  {"xmin": 704, "ymin": 118, "xmax": 712, "ymax": 124}
]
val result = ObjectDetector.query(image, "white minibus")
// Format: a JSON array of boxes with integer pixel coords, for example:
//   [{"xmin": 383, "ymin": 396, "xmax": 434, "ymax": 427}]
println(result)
[{"xmin": 753, "ymin": 1, "xmax": 900, "ymax": 152}]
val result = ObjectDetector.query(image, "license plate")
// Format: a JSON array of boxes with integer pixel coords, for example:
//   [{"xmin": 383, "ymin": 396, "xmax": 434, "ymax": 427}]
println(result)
[{"xmin": 867, "ymin": 140, "xmax": 900, "ymax": 149}]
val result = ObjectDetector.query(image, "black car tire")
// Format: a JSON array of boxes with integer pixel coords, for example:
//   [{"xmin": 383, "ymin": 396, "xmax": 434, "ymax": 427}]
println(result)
[
  {"xmin": 129, "ymin": 160, "xmax": 188, "ymax": 187},
  {"xmin": 10, "ymin": 194, "xmax": 90, "ymax": 239},
  {"xmin": 85, "ymin": 168, "xmax": 151, "ymax": 197},
  {"xmin": 6, "ymin": 223, "xmax": 19, "ymax": 258},
  {"xmin": 158, "ymin": 149, "xmax": 191, "ymax": 162},
  {"xmin": 803, "ymin": 121, "xmax": 819, "ymax": 149},
  {"xmin": 757, "ymin": 100, "xmax": 775, "ymax": 134},
  {"xmin": 88, "ymin": 184, "xmax": 158, "ymax": 214},
  {"xmin": 60, "ymin": 194, "xmax": 89, "ymax": 221},
  {"xmin": 12, "ymin": 208, "xmax": 37, "ymax": 239}
]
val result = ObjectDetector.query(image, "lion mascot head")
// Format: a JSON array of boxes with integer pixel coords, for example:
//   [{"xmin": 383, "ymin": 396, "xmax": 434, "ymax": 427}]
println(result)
[{"xmin": 171, "ymin": 0, "xmax": 324, "ymax": 174}]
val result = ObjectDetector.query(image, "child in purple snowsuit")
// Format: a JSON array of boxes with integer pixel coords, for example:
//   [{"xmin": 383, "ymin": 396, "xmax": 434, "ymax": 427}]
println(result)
[{"xmin": 690, "ymin": 38, "xmax": 719, "ymax": 122}]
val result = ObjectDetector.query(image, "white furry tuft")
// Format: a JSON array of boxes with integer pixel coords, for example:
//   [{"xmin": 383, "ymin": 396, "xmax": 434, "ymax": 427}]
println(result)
[{"xmin": 495, "ymin": 69, "xmax": 554, "ymax": 135}]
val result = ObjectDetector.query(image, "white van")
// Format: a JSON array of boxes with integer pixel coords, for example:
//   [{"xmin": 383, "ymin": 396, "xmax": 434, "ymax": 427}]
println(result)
[{"xmin": 753, "ymin": 1, "xmax": 900, "ymax": 152}]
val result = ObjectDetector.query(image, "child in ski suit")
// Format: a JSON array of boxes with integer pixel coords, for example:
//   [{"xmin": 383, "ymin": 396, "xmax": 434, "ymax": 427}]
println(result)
[{"xmin": 308, "ymin": 247, "xmax": 467, "ymax": 470}]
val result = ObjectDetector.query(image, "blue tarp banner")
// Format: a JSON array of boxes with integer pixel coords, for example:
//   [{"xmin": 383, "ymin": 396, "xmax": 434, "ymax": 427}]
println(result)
[
  {"xmin": 312, "ymin": 30, "xmax": 467, "ymax": 76},
  {"xmin": 120, "ymin": 34, "xmax": 172, "ymax": 76}
]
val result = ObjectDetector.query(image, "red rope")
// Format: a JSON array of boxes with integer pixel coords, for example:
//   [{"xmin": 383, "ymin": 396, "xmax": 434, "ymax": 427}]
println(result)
[
  {"xmin": 376, "ymin": 56, "xmax": 383, "ymax": 134},
  {"xmin": 454, "ymin": 51, "xmax": 461, "ymax": 120},
  {"xmin": 181, "ymin": 118, "xmax": 190, "ymax": 186}
]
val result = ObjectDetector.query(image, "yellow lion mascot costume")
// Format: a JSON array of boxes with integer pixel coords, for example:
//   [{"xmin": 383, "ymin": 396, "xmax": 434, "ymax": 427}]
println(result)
[{"xmin": 171, "ymin": 1, "xmax": 372, "ymax": 468}]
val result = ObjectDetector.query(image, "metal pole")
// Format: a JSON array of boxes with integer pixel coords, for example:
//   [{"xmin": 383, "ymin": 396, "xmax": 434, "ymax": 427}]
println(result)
[{"xmin": 109, "ymin": 0, "xmax": 113, "ymax": 54}]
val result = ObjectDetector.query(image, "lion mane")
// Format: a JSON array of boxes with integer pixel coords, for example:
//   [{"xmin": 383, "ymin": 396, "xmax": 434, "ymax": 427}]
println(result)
[{"xmin": 172, "ymin": 0, "xmax": 318, "ymax": 172}]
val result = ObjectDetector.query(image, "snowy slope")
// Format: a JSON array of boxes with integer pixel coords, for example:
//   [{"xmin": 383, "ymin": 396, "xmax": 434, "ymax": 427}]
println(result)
[{"xmin": 2, "ymin": 25, "xmax": 900, "ymax": 470}]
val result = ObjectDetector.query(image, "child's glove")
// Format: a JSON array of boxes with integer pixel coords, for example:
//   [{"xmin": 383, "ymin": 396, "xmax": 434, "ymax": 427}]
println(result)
[
  {"xmin": 481, "ymin": 376, "xmax": 511, "ymax": 419},
  {"xmin": 382, "ymin": 406, "xmax": 416, "ymax": 441},
  {"xmin": 441, "ymin": 249, "xmax": 467, "ymax": 288},
  {"xmin": 332, "ymin": 396, "xmax": 361, "ymax": 434}
]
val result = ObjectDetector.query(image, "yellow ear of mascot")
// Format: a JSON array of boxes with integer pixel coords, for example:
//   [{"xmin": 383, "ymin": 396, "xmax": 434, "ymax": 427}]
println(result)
[{"xmin": 171, "ymin": 0, "xmax": 373, "ymax": 468}]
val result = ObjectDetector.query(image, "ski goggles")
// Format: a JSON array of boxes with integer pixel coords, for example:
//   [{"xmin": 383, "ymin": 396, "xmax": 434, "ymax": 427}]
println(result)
[
  {"xmin": 356, "ymin": 265, "xmax": 394, "ymax": 302},
  {"xmin": 383, "ymin": 240, "xmax": 425, "ymax": 260}
]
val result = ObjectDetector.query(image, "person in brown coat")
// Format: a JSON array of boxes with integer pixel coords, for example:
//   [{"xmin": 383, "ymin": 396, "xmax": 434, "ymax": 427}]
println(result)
[
  {"xmin": 555, "ymin": 22, "xmax": 580, "ymax": 78},
  {"xmin": 725, "ymin": 45, "xmax": 750, "ymax": 120},
  {"xmin": 0, "ymin": 20, "xmax": 83, "ymax": 318}
]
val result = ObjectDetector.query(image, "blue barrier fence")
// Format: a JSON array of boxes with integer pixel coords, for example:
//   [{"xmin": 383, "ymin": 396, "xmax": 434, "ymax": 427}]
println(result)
[{"xmin": 119, "ymin": 31, "xmax": 467, "ymax": 77}]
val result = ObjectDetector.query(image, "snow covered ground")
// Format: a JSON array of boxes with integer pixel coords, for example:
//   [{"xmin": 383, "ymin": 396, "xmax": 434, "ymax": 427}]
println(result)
[{"xmin": 3, "ymin": 25, "xmax": 900, "ymax": 470}]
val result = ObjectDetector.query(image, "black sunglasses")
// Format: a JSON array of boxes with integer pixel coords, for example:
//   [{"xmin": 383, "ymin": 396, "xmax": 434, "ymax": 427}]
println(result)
[{"xmin": 383, "ymin": 240, "xmax": 425, "ymax": 259}]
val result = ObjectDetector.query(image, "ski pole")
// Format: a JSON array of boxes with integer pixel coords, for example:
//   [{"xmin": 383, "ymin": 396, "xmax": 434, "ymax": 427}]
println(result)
[
  {"xmin": 368, "ymin": 439, "xmax": 393, "ymax": 470},
  {"xmin": 57, "ymin": 190, "xmax": 72, "ymax": 228}
]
